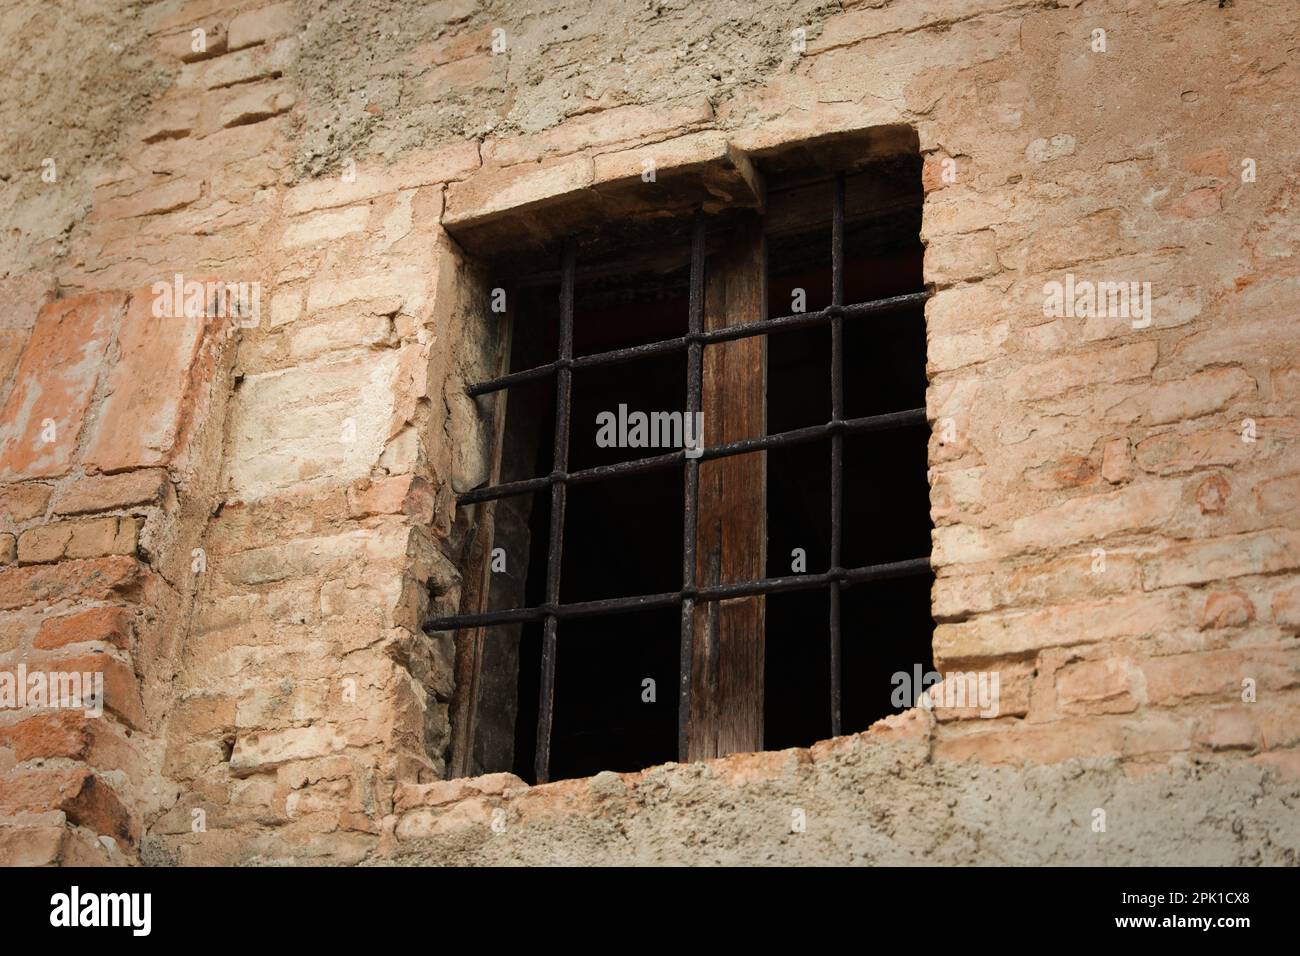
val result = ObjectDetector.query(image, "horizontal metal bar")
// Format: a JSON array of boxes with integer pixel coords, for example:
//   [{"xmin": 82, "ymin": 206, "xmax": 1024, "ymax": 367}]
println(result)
[
  {"xmin": 466, "ymin": 290, "xmax": 931, "ymax": 397},
  {"xmin": 423, "ymin": 556, "xmax": 932, "ymax": 631},
  {"xmin": 456, "ymin": 406, "xmax": 928, "ymax": 506}
]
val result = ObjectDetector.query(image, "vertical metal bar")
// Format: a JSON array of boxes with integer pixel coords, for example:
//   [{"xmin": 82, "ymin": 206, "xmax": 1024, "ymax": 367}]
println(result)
[
  {"xmin": 679, "ymin": 212, "xmax": 706, "ymax": 762},
  {"xmin": 829, "ymin": 173, "xmax": 846, "ymax": 738},
  {"xmin": 535, "ymin": 240, "xmax": 576, "ymax": 783}
]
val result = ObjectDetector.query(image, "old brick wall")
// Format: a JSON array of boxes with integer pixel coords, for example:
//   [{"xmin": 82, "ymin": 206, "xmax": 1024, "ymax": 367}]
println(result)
[{"xmin": 1, "ymin": 0, "xmax": 1297, "ymax": 865}]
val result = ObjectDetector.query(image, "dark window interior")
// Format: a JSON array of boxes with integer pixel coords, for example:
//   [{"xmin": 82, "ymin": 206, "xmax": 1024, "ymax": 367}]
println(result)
[{"xmin": 481, "ymin": 158, "xmax": 932, "ymax": 783}]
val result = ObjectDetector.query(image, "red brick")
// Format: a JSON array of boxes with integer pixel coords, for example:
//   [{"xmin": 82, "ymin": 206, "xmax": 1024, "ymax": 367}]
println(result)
[
  {"xmin": 0, "ymin": 482, "xmax": 52, "ymax": 523},
  {"xmin": 0, "ymin": 711, "xmax": 95, "ymax": 762},
  {"xmin": 83, "ymin": 288, "xmax": 208, "ymax": 472},
  {"xmin": 1184, "ymin": 147, "xmax": 1233, "ymax": 178},
  {"xmin": 34, "ymin": 606, "xmax": 133, "ymax": 650},
  {"xmin": 39, "ymin": 653, "xmax": 146, "ymax": 729},
  {"xmin": 50, "ymin": 469, "xmax": 169, "ymax": 516},
  {"xmin": 0, "ymin": 556, "xmax": 142, "ymax": 611},
  {"xmin": 17, "ymin": 516, "xmax": 140, "ymax": 564},
  {"xmin": 0, "ymin": 768, "xmax": 137, "ymax": 846},
  {"xmin": 0, "ymin": 293, "xmax": 125, "ymax": 480}
]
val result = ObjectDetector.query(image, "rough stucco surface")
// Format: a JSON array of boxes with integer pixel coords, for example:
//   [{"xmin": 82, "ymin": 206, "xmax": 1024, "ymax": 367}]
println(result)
[
  {"xmin": 290, "ymin": 0, "xmax": 837, "ymax": 174},
  {"xmin": 0, "ymin": 1, "xmax": 168, "ymax": 282},
  {"xmin": 0, "ymin": 0, "xmax": 1298, "ymax": 866},
  {"xmin": 381, "ymin": 719, "xmax": 1300, "ymax": 866}
]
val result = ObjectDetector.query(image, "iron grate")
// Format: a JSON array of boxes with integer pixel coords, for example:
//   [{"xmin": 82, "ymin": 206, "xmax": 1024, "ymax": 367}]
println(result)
[{"xmin": 425, "ymin": 174, "xmax": 933, "ymax": 782}]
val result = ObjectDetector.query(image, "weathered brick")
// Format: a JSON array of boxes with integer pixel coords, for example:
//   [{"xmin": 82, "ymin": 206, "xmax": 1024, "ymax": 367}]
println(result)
[
  {"xmin": 0, "ymin": 825, "xmax": 67, "ymax": 865},
  {"xmin": 1142, "ymin": 648, "xmax": 1297, "ymax": 706},
  {"xmin": 187, "ymin": 36, "xmax": 297, "ymax": 90},
  {"xmin": 934, "ymin": 713, "xmax": 1192, "ymax": 765},
  {"xmin": 1055, "ymin": 658, "xmax": 1138, "ymax": 715},
  {"xmin": 445, "ymin": 154, "xmax": 594, "ymax": 225},
  {"xmin": 346, "ymin": 475, "xmax": 434, "ymax": 519},
  {"xmin": 0, "ymin": 711, "xmax": 97, "ymax": 762},
  {"xmin": 0, "ymin": 483, "xmax": 51, "ymax": 525},
  {"xmin": 1100, "ymin": 437, "xmax": 1133, "ymax": 484},
  {"xmin": 1006, "ymin": 341, "xmax": 1159, "ymax": 403},
  {"xmin": 934, "ymin": 590, "xmax": 1186, "ymax": 663},
  {"xmin": 928, "ymin": 662, "xmax": 1031, "ymax": 721},
  {"xmin": 1105, "ymin": 367, "xmax": 1255, "ymax": 426},
  {"xmin": 1255, "ymin": 472, "xmax": 1300, "ymax": 517},
  {"xmin": 33, "ymin": 606, "xmax": 134, "ymax": 651},
  {"xmin": 50, "ymin": 469, "xmax": 169, "ymax": 516},
  {"xmin": 217, "ymin": 85, "xmax": 296, "ymax": 129},
  {"xmin": 1196, "ymin": 473, "xmax": 1231, "ymax": 514},
  {"xmin": 227, "ymin": 1, "xmax": 297, "ymax": 51},
  {"xmin": 1195, "ymin": 708, "xmax": 1260, "ymax": 751},
  {"xmin": 96, "ymin": 178, "xmax": 202, "ymax": 221},
  {"xmin": 1006, "ymin": 479, "xmax": 1182, "ymax": 553},
  {"xmin": 229, "ymin": 725, "xmax": 348, "ymax": 776},
  {"xmin": 158, "ymin": 22, "xmax": 229, "ymax": 61},
  {"xmin": 1272, "ymin": 583, "xmax": 1300, "ymax": 627},
  {"xmin": 17, "ymin": 516, "xmax": 140, "ymax": 564},
  {"xmin": 1200, "ymin": 590, "xmax": 1255, "ymax": 629},
  {"xmin": 22, "ymin": 653, "xmax": 147, "ymax": 729},
  {"xmin": 924, "ymin": 229, "xmax": 1000, "ymax": 285},
  {"xmin": 0, "ymin": 768, "xmax": 137, "ymax": 846},
  {"xmin": 84, "ymin": 288, "xmax": 209, "ymax": 473},
  {"xmin": 1141, "ymin": 529, "xmax": 1300, "ymax": 591},
  {"xmin": 0, "ymin": 294, "xmax": 124, "ymax": 480},
  {"xmin": 0, "ymin": 557, "xmax": 142, "ymax": 611},
  {"xmin": 487, "ymin": 101, "xmax": 713, "ymax": 167},
  {"xmin": 284, "ymin": 142, "xmax": 479, "ymax": 216},
  {"xmin": 1134, "ymin": 425, "xmax": 1253, "ymax": 476},
  {"xmin": 281, "ymin": 206, "xmax": 370, "ymax": 249}
]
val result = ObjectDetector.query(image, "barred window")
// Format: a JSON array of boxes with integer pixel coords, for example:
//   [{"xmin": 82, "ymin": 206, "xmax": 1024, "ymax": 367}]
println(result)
[{"xmin": 431, "ymin": 147, "xmax": 933, "ymax": 784}]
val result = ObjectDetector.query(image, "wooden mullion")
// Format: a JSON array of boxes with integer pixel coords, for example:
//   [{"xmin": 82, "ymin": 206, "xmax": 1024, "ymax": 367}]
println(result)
[{"xmin": 689, "ymin": 213, "xmax": 767, "ymax": 760}]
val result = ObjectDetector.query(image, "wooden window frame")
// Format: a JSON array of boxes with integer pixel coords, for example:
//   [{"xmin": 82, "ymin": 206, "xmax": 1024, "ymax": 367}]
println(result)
[{"xmin": 434, "ymin": 170, "xmax": 930, "ymax": 782}]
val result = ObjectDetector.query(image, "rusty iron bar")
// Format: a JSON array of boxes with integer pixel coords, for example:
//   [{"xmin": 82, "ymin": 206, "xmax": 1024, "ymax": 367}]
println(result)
[
  {"xmin": 829, "ymin": 172, "xmax": 846, "ymax": 739},
  {"xmin": 678, "ymin": 212, "xmax": 706, "ymax": 762},
  {"xmin": 465, "ymin": 291, "xmax": 930, "ymax": 398},
  {"xmin": 533, "ymin": 239, "xmax": 576, "ymax": 784},
  {"xmin": 455, "ymin": 407, "xmax": 927, "ymax": 506},
  {"xmin": 425, "ymin": 557, "xmax": 932, "ymax": 631}
]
